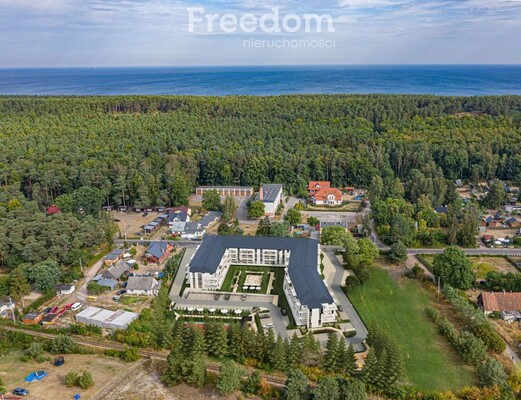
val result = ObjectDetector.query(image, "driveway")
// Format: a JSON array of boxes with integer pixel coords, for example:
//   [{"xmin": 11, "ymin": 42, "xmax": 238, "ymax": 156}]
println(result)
[
  {"xmin": 322, "ymin": 251, "xmax": 368, "ymax": 350},
  {"xmin": 236, "ymin": 195, "xmax": 252, "ymax": 223},
  {"xmin": 282, "ymin": 196, "xmax": 301, "ymax": 218}
]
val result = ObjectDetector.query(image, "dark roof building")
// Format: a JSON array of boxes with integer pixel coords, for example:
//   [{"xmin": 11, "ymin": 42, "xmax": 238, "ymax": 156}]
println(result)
[
  {"xmin": 199, "ymin": 211, "xmax": 222, "ymax": 227},
  {"xmin": 189, "ymin": 236, "xmax": 333, "ymax": 309},
  {"xmin": 260, "ymin": 184, "xmax": 283, "ymax": 203},
  {"xmin": 103, "ymin": 260, "xmax": 131, "ymax": 280}
]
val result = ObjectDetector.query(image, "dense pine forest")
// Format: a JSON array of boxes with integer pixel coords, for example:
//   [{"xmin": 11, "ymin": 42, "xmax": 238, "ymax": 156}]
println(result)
[
  {"xmin": 0, "ymin": 94, "xmax": 521, "ymax": 275},
  {"xmin": 1, "ymin": 95, "xmax": 521, "ymax": 208}
]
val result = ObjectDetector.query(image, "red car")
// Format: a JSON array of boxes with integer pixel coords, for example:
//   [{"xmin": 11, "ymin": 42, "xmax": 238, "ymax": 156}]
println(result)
[
  {"xmin": 65, "ymin": 303, "xmax": 73, "ymax": 309},
  {"xmin": 50, "ymin": 306, "xmax": 59, "ymax": 314}
]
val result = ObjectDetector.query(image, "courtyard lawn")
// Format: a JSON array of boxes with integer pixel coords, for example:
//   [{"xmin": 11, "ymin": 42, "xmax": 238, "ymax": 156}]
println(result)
[
  {"xmin": 347, "ymin": 267, "xmax": 476, "ymax": 391},
  {"xmin": 220, "ymin": 265, "xmax": 283, "ymax": 294}
]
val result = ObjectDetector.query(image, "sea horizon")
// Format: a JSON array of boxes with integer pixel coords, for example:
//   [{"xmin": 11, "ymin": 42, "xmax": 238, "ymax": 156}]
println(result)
[{"xmin": 1, "ymin": 64, "xmax": 520, "ymax": 96}]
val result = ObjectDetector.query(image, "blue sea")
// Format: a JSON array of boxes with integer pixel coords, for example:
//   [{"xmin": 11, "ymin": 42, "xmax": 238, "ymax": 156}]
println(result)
[{"xmin": 0, "ymin": 65, "xmax": 520, "ymax": 96}]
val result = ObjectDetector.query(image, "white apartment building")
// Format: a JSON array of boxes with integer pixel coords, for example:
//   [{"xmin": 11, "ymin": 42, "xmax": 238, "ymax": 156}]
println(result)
[{"xmin": 187, "ymin": 236, "xmax": 337, "ymax": 328}]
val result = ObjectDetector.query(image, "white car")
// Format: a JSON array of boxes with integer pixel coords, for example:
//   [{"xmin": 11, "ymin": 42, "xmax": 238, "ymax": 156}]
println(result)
[{"xmin": 71, "ymin": 302, "xmax": 83, "ymax": 311}]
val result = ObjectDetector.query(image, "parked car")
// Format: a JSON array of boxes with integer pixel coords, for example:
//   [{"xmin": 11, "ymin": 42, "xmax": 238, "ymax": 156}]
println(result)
[
  {"xmin": 12, "ymin": 388, "xmax": 29, "ymax": 396},
  {"xmin": 281, "ymin": 308, "xmax": 287, "ymax": 315},
  {"xmin": 50, "ymin": 306, "xmax": 59, "ymax": 314},
  {"xmin": 214, "ymin": 294, "xmax": 220, "ymax": 300},
  {"xmin": 44, "ymin": 307, "xmax": 52, "ymax": 314},
  {"xmin": 142, "ymin": 212, "xmax": 149, "ymax": 217},
  {"xmin": 112, "ymin": 295, "xmax": 120, "ymax": 301},
  {"xmin": 337, "ymin": 305, "xmax": 344, "ymax": 312},
  {"xmin": 116, "ymin": 289, "xmax": 126, "ymax": 296},
  {"xmin": 224, "ymin": 294, "xmax": 231, "ymax": 300},
  {"xmin": 71, "ymin": 302, "xmax": 82, "ymax": 311},
  {"xmin": 121, "ymin": 282, "xmax": 128, "ymax": 288},
  {"xmin": 53, "ymin": 356, "xmax": 65, "ymax": 367},
  {"xmin": 240, "ymin": 294, "xmax": 247, "ymax": 301}
]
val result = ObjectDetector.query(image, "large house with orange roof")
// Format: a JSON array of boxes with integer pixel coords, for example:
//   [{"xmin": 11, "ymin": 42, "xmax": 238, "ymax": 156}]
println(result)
[
  {"xmin": 308, "ymin": 181, "xmax": 331, "ymax": 196},
  {"xmin": 311, "ymin": 187, "xmax": 343, "ymax": 206}
]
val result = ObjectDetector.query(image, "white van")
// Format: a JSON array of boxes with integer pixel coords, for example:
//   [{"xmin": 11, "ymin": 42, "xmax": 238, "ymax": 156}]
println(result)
[{"xmin": 71, "ymin": 302, "xmax": 83, "ymax": 311}]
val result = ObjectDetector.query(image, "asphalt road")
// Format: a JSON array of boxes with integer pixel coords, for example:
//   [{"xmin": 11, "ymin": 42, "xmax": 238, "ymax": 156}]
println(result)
[{"xmin": 322, "ymin": 251, "xmax": 368, "ymax": 350}]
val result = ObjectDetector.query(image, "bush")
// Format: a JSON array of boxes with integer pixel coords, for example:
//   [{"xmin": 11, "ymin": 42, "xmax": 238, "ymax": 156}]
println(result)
[
  {"xmin": 86, "ymin": 281, "xmax": 109, "ymax": 295},
  {"xmin": 64, "ymin": 370, "xmax": 95, "ymax": 389},
  {"xmin": 120, "ymin": 346, "xmax": 140, "ymax": 362},
  {"xmin": 65, "ymin": 371, "xmax": 78, "ymax": 388},
  {"xmin": 77, "ymin": 371, "xmax": 94, "ymax": 389},
  {"xmin": 344, "ymin": 274, "xmax": 361, "ymax": 289},
  {"xmin": 49, "ymin": 335, "xmax": 78, "ymax": 354},
  {"xmin": 472, "ymin": 324, "xmax": 507, "ymax": 354},
  {"xmin": 405, "ymin": 264, "xmax": 426, "ymax": 280},
  {"xmin": 25, "ymin": 342, "xmax": 47, "ymax": 363},
  {"xmin": 478, "ymin": 358, "xmax": 508, "ymax": 388}
]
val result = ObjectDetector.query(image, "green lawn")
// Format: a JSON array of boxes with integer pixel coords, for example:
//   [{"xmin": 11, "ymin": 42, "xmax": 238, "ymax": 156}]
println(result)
[{"xmin": 347, "ymin": 268, "xmax": 476, "ymax": 391}]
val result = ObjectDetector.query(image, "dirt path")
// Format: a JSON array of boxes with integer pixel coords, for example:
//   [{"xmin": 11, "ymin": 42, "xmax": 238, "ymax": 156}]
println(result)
[{"xmin": 93, "ymin": 359, "xmax": 148, "ymax": 400}]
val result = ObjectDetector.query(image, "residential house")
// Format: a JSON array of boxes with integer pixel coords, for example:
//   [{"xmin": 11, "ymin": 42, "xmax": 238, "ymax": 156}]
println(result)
[
  {"xmin": 486, "ymin": 216, "xmax": 500, "ymax": 228},
  {"xmin": 96, "ymin": 278, "xmax": 117, "ymax": 290},
  {"xmin": 478, "ymin": 292, "xmax": 521, "ymax": 320},
  {"xmin": 104, "ymin": 248, "xmax": 125, "ymax": 266},
  {"xmin": 170, "ymin": 221, "xmax": 187, "ymax": 236},
  {"xmin": 145, "ymin": 242, "xmax": 173, "ymax": 264},
  {"xmin": 181, "ymin": 221, "xmax": 205, "ymax": 240},
  {"xmin": 258, "ymin": 184, "xmax": 283, "ymax": 216},
  {"xmin": 126, "ymin": 276, "xmax": 160, "ymax": 296},
  {"xmin": 103, "ymin": 260, "xmax": 132, "ymax": 281},
  {"xmin": 311, "ymin": 187, "xmax": 343, "ymax": 206},
  {"xmin": 22, "ymin": 312, "xmax": 44, "ymax": 325},
  {"xmin": 506, "ymin": 217, "xmax": 520, "ymax": 229},
  {"xmin": 434, "ymin": 206, "xmax": 448, "ymax": 214},
  {"xmin": 55, "ymin": 284, "xmax": 76, "ymax": 296},
  {"xmin": 167, "ymin": 210, "xmax": 190, "ymax": 227},
  {"xmin": 168, "ymin": 206, "xmax": 191, "ymax": 215},
  {"xmin": 308, "ymin": 181, "xmax": 331, "ymax": 196},
  {"xmin": 187, "ymin": 235, "xmax": 337, "ymax": 329},
  {"xmin": 200, "ymin": 211, "xmax": 222, "ymax": 228}
]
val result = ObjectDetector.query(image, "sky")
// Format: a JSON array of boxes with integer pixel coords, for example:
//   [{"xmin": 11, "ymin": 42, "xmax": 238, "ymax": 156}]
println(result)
[{"xmin": 0, "ymin": 0, "xmax": 520, "ymax": 67}]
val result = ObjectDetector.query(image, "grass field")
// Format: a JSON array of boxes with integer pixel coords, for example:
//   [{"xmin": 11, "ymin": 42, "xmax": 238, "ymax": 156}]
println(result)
[{"xmin": 347, "ymin": 268, "xmax": 476, "ymax": 391}]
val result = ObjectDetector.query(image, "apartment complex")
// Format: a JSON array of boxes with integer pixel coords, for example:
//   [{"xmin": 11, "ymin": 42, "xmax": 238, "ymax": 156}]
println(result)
[{"xmin": 187, "ymin": 235, "xmax": 336, "ymax": 328}]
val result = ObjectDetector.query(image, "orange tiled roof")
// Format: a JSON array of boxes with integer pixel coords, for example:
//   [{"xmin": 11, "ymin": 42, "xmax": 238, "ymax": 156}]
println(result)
[
  {"xmin": 313, "ymin": 187, "xmax": 342, "ymax": 201},
  {"xmin": 480, "ymin": 292, "xmax": 521, "ymax": 312},
  {"xmin": 308, "ymin": 181, "xmax": 331, "ymax": 191}
]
